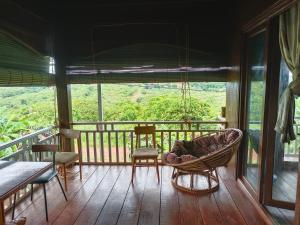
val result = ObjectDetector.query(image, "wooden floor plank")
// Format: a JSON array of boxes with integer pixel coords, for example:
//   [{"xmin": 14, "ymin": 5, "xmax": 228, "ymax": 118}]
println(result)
[
  {"xmin": 117, "ymin": 167, "xmax": 148, "ymax": 225},
  {"xmin": 138, "ymin": 166, "xmax": 161, "ymax": 225},
  {"xmin": 278, "ymin": 208, "xmax": 294, "ymax": 224},
  {"xmin": 8, "ymin": 165, "xmax": 275, "ymax": 225},
  {"xmin": 73, "ymin": 166, "xmax": 123, "ymax": 225},
  {"xmin": 7, "ymin": 165, "xmax": 96, "ymax": 221},
  {"xmin": 266, "ymin": 206, "xmax": 292, "ymax": 225},
  {"xmin": 10, "ymin": 165, "xmax": 99, "ymax": 225},
  {"xmin": 213, "ymin": 176, "xmax": 247, "ymax": 225},
  {"xmin": 196, "ymin": 183, "xmax": 224, "ymax": 225},
  {"xmin": 272, "ymin": 175, "xmax": 296, "ymax": 202},
  {"xmin": 177, "ymin": 174, "xmax": 204, "ymax": 225},
  {"xmin": 94, "ymin": 166, "xmax": 132, "ymax": 225},
  {"xmin": 218, "ymin": 167, "xmax": 269, "ymax": 225},
  {"xmin": 51, "ymin": 166, "xmax": 111, "ymax": 225},
  {"xmin": 160, "ymin": 166, "xmax": 180, "ymax": 225}
]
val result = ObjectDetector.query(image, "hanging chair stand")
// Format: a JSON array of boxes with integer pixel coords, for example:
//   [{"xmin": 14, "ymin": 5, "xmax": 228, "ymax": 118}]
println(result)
[{"xmin": 171, "ymin": 167, "xmax": 219, "ymax": 194}]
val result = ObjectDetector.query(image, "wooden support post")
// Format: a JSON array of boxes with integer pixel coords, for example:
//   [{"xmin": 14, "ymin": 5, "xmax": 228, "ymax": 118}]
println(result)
[
  {"xmin": 294, "ymin": 153, "xmax": 300, "ymax": 225},
  {"xmin": 56, "ymin": 64, "xmax": 72, "ymax": 129},
  {"xmin": 97, "ymin": 84, "xmax": 103, "ymax": 121},
  {"xmin": 97, "ymin": 84, "xmax": 104, "ymax": 131},
  {"xmin": 55, "ymin": 32, "xmax": 72, "ymax": 152}
]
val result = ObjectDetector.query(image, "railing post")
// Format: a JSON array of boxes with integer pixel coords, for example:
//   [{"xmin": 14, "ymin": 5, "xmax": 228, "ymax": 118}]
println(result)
[{"xmin": 97, "ymin": 84, "xmax": 104, "ymax": 121}]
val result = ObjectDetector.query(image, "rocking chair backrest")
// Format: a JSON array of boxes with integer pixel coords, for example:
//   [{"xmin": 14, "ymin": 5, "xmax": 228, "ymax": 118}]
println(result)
[
  {"xmin": 134, "ymin": 125, "xmax": 156, "ymax": 148},
  {"xmin": 32, "ymin": 144, "xmax": 58, "ymax": 171},
  {"xmin": 59, "ymin": 129, "xmax": 82, "ymax": 155}
]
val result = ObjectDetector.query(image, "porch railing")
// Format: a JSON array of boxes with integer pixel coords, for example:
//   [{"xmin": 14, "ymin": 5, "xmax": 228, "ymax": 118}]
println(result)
[
  {"xmin": 71, "ymin": 120, "xmax": 227, "ymax": 164},
  {"xmin": 0, "ymin": 127, "xmax": 56, "ymax": 161},
  {"xmin": 0, "ymin": 120, "xmax": 227, "ymax": 211}
]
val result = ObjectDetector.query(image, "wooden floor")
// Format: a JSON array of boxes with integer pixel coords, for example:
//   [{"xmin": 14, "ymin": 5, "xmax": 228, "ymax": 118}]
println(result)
[
  {"xmin": 247, "ymin": 167, "xmax": 297, "ymax": 202},
  {"xmin": 246, "ymin": 167, "xmax": 295, "ymax": 225},
  {"xmin": 7, "ymin": 165, "xmax": 271, "ymax": 225}
]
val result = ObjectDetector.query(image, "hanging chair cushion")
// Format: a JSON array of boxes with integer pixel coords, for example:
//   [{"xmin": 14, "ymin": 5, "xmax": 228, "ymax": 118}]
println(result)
[
  {"xmin": 163, "ymin": 129, "xmax": 240, "ymax": 164},
  {"xmin": 164, "ymin": 152, "xmax": 197, "ymax": 164}
]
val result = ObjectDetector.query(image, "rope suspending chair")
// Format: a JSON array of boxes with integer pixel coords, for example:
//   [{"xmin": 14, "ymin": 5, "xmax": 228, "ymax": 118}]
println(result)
[{"xmin": 163, "ymin": 128, "xmax": 243, "ymax": 194}]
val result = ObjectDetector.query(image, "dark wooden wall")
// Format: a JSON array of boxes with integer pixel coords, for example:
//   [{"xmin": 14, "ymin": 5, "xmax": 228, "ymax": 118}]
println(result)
[
  {"xmin": 0, "ymin": 0, "xmax": 51, "ymax": 55},
  {"xmin": 11, "ymin": 0, "xmax": 236, "ymax": 69},
  {"xmin": 226, "ymin": 0, "xmax": 295, "ymax": 129},
  {"xmin": 225, "ymin": 0, "xmax": 295, "ymax": 178}
]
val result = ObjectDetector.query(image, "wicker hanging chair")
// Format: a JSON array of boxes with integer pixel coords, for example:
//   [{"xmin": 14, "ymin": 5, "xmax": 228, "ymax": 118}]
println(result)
[{"xmin": 163, "ymin": 128, "xmax": 243, "ymax": 194}]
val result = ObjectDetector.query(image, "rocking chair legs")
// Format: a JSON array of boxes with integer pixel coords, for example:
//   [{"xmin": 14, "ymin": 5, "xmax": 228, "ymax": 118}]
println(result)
[
  {"xmin": 56, "ymin": 175, "xmax": 68, "ymax": 201},
  {"xmin": 11, "ymin": 193, "xmax": 16, "ymax": 220},
  {"xmin": 42, "ymin": 176, "xmax": 67, "ymax": 221},
  {"xmin": 207, "ymin": 172, "xmax": 212, "ymax": 189},
  {"xmin": 60, "ymin": 163, "xmax": 83, "ymax": 192},
  {"xmin": 63, "ymin": 164, "xmax": 67, "ymax": 191},
  {"xmin": 30, "ymin": 184, "xmax": 33, "ymax": 201},
  {"xmin": 42, "ymin": 184, "xmax": 48, "ymax": 221},
  {"xmin": 11, "ymin": 176, "xmax": 67, "ymax": 221},
  {"xmin": 131, "ymin": 158, "xmax": 136, "ymax": 183},
  {"xmin": 155, "ymin": 158, "xmax": 160, "ymax": 182},
  {"xmin": 131, "ymin": 157, "xmax": 160, "ymax": 183},
  {"xmin": 190, "ymin": 173, "xmax": 194, "ymax": 189}
]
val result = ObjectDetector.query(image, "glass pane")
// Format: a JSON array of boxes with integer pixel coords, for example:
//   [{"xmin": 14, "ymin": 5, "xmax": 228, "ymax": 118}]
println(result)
[
  {"xmin": 243, "ymin": 31, "xmax": 266, "ymax": 191},
  {"xmin": 71, "ymin": 84, "xmax": 98, "ymax": 122},
  {"xmin": 272, "ymin": 59, "xmax": 298, "ymax": 202}
]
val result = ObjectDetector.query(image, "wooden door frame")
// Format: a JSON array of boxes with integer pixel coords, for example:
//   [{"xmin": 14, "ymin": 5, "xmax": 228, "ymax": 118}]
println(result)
[
  {"xmin": 238, "ymin": 24, "xmax": 268, "ymax": 202},
  {"xmin": 238, "ymin": 0, "xmax": 299, "ymax": 211},
  {"xmin": 262, "ymin": 16, "xmax": 296, "ymax": 210},
  {"xmin": 295, "ymin": 155, "xmax": 300, "ymax": 224}
]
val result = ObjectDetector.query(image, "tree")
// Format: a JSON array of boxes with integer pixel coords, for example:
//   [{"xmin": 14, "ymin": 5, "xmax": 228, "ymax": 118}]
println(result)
[
  {"xmin": 0, "ymin": 117, "xmax": 30, "ymax": 142},
  {"xmin": 104, "ymin": 101, "xmax": 140, "ymax": 121},
  {"xmin": 141, "ymin": 95, "xmax": 214, "ymax": 121},
  {"xmin": 72, "ymin": 99, "xmax": 98, "ymax": 121},
  {"xmin": 0, "ymin": 117, "xmax": 30, "ymax": 157}
]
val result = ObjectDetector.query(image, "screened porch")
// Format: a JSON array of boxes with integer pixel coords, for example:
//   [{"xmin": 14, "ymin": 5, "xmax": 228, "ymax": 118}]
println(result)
[{"xmin": 1, "ymin": 0, "xmax": 300, "ymax": 225}]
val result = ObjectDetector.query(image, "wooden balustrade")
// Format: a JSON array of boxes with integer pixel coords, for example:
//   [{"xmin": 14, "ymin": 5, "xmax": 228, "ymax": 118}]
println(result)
[
  {"xmin": 70, "ymin": 120, "xmax": 227, "ymax": 164},
  {"xmin": 0, "ymin": 121, "xmax": 227, "ymax": 212},
  {"xmin": 247, "ymin": 119, "xmax": 300, "ymax": 163}
]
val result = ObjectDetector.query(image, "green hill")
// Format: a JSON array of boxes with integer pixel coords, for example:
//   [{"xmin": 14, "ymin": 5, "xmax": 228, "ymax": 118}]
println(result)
[{"xmin": 0, "ymin": 82, "xmax": 226, "ymax": 143}]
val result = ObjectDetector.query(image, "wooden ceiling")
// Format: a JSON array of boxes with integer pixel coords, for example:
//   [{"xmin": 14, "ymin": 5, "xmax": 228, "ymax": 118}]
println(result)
[{"xmin": 4, "ymin": 0, "xmax": 236, "ymax": 65}]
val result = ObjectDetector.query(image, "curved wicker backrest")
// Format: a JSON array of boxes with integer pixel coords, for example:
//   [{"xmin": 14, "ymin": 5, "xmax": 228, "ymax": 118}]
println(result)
[{"xmin": 167, "ymin": 128, "xmax": 243, "ymax": 172}]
